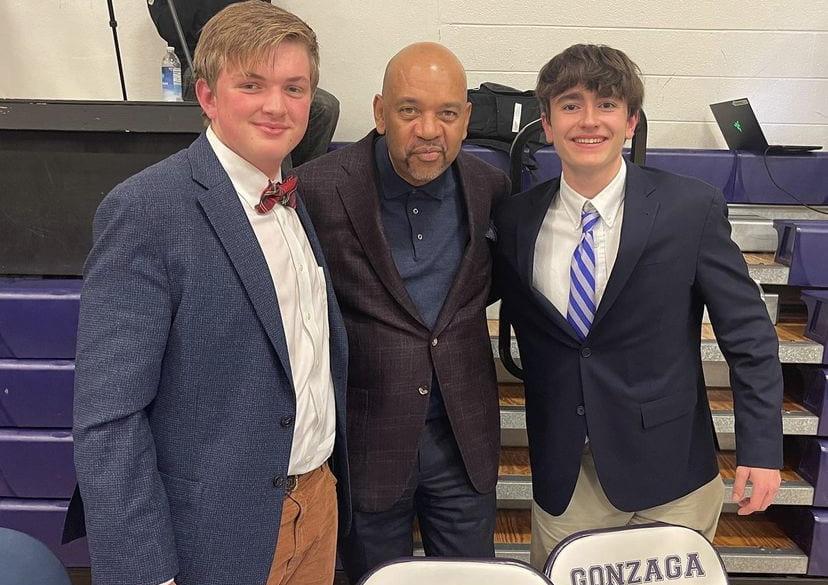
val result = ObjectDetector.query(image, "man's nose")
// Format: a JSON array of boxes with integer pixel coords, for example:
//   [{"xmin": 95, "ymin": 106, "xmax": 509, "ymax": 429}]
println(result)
[
  {"xmin": 416, "ymin": 113, "xmax": 440, "ymax": 140},
  {"xmin": 579, "ymin": 105, "xmax": 598, "ymax": 127},
  {"xmin": 262, "ymin": 89, "xmax": 287, "ymax": 115}
]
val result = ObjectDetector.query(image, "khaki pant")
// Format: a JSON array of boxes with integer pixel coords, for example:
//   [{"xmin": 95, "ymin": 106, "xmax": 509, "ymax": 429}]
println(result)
[
  {"xmin": 267, "ymin": 463, "xmax": 338, "ymax": 585},
  {"xmin": 530, "ymin": 445, "xmax": 724, "ymax": 570}
]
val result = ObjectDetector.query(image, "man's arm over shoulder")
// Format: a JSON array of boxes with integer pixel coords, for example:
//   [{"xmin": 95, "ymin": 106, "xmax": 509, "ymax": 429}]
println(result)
[
  {"xmin": 73, "ymin": 181, "xmax": 179, "ymax": 585},
  {"xmin": 692, "ymin": 185, "xmax": 782, "ymax": 512}
]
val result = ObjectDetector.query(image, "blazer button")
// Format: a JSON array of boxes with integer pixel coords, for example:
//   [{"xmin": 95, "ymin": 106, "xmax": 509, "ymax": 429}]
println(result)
[
  {"xmin": 576, "ymin": 405, "xmax": 586, "ymax": 416},
  {"xmin": 272, "ymin": 475, "xmax": 285, "ymax": 488},
  {"xmin": 431, "ymin": 338, "xmax": 439, "ymax": 347},
  {"xmin": 581, "ymin": 347, "xmax": 592, "ymax": 358},
  {"xmin": 280, "ymin": 415, "xmax": 294, "ymax": 428},
  {"xmin": 418, "ymin": 385, "xmax": 430, "ymax": 396}
]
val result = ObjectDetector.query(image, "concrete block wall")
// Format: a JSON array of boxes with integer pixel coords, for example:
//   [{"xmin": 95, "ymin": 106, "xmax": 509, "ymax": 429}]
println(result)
[{"xmin": 1, "ymin": 0, "xmax": 826, "ymax": 147}]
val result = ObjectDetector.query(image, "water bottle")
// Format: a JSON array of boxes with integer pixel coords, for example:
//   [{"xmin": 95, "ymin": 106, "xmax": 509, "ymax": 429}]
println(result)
[{"xmin": 161, "ymin": 47, "xmax": 182, "ymax": 102}]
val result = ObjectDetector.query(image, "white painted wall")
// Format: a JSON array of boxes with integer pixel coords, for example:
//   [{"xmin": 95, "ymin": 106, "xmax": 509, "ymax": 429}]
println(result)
[{"xmin": 1, "ymin": 0, "xmax": 826, "ymax": 148}]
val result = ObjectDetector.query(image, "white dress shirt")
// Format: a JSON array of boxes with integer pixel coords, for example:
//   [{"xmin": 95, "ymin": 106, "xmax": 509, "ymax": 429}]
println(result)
[
  {"xmin": 159, "ymin": 127, "xmax": 336, "ymax": 585},
  {"xmin": 533, "ymin": 164, "xmax": 627, "ymax": 317},
  {"xmin": 206, "ymin": 127, "xmax": 335, "ymax": 476}
]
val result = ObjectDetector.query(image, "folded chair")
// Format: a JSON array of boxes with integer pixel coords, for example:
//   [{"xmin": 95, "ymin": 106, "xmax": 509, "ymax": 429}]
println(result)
[
  {"xmin": 359, "ymin": 557, "xmax": 552, "ymax": 585},
  {"xmin": 544, "ymin": 523, "xmax": 728, "ymax": 585}
]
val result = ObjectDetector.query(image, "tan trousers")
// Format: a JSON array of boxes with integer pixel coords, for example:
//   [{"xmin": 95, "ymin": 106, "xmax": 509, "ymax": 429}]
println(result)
[
  {"xmin": 530, "ymin": 445, "xmax": 724, "ymax": 570},
  {"xmin": 266, "ymin": 462, "xmax": 338, "ymax": 585}
]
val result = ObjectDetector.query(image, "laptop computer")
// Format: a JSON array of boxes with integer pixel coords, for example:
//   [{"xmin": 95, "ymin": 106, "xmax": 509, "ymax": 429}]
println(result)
[{"xmin": 710, "ymin": 98, "xmax": 822, "ymax": 153}]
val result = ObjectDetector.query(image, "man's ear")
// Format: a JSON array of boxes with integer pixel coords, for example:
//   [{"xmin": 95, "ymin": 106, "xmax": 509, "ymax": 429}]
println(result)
[
  {"xmin": 625, "ymin": 111, "xmax": 640, "ymax": 140},
  {"xmin": 540, "ymin": 112, "xmax": 555, "ymax": 145},
  {"xmin": 372, "ymin": 94, "xmax": 386, "ymax": 134},
  {"xmin": 195, "ymin": 78, "xmax": 217, "ymax": 121},
  {"xmin": 461, "ymin": 101, "xmax": 472, "ymax": 140}
]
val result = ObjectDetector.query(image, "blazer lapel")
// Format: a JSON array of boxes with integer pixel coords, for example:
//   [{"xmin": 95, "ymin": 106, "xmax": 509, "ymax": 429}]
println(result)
[
  {"xmin": 592, "ymin": 161, "xmax": 659, "ymax": 328},
  {"xmin": 432, "ymin": 153, "xmax": 483, "ymax": 335},
  {"xmin": 189, "ymin": 135, "xmax": 295, "ymax": 384},
  {"xmin": 335, "ymin": 134, "xmax": 425, "ymax": 326},
  {"xmin": 515, "ymin": 179, "xmax": 581, "ymax": 341}
]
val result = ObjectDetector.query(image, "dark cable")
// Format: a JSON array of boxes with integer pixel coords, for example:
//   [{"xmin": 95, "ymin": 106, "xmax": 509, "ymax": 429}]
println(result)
[{"xmin": 762, "ymin": 146, "xmax": 828, "ymax": 215}]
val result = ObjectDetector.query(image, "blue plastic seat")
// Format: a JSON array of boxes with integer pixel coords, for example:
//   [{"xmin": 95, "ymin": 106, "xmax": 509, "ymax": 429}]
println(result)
[{"xmin": 0, "ymin": 527, "xmax": 71, "ymax": 585}]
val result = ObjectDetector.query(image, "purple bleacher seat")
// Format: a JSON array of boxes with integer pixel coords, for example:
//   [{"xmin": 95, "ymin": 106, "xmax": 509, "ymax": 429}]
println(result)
[
  {"xmin": 799, "ymin": 439, "xmax": 828, "ymax": 507},
  {"xmin": 735, "ymin": 151, "xmax": 828, "ymax": 206},
  {"xmin": 801, "ymin": 291, "xmax": 828, "ymax": 362},
  {"xmin": 774, "ymin": 224, "xmax": 828, "ymax": 288},
  {"xmin": 0, "ymin": 360, "xmax": 74, "ymax": 428},
  {"xmin": 0, "ymin": 499, "xmax": 89, "ymax": 567},
  {"xmin": 0, "ymin": 430, "xmax": 75, "ymax": 499},
  {"xmin": 772, "ymin": 507, "xmax": 828, "ymax": 576},
  {"xmin": 458, "ymin": 141, "xmax": 828, "ymax": 205},
  {"xmin": 802, "ymin": 367, "xmax": 828, "ymax": 436},
  {"xmin": 0, "ymin": 279, "xmax": 82, "ymax": 359}
]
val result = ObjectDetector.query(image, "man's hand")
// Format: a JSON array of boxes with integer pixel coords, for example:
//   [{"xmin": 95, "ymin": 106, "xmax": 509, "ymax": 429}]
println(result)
[{"xmin": 731, "ymin": 466, "xmax": 780, "ymax": 515}]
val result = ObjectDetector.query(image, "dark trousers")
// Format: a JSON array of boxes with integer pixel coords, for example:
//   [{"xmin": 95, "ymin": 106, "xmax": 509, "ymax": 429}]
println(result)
[{"xmin": 340, "ymin": 416, "xmax": 496, "ymax": 583}]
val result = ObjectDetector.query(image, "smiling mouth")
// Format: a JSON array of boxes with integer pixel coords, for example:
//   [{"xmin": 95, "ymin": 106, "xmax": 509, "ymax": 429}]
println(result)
[
  {"xmin": 573, "ymin": 137, "xmax": 606, "ymax": 144},
  {"xmin": 255, "ymin": 123, "xmax": 290, "ymax": 134}
]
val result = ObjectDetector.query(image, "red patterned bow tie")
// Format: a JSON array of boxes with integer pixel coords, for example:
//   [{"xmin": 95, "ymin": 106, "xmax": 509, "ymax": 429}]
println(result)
[{"xmin": 256, "ymin": 174, "xmax": 298, "ymax": 214}]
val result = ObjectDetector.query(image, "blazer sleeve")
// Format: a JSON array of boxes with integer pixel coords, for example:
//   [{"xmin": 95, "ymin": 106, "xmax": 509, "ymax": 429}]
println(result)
[
  {"xmin": 693, "ymin": 186, "xmax": 783, "ymax": 469},
  {"xmin": 72, "ymin": 183, "xmax": 179, "ymax": 584}
]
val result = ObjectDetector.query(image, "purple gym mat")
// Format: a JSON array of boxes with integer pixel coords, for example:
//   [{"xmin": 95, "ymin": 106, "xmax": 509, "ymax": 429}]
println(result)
[
  {"xmin": 775, "ymin": 224, "xmax": 828, "ymax": 288},
  {"xmin": 0, "ymin": 360, "xmax": 74, "ymax": 428},
  {"xmin": 0, "ymin": 278, "xmax": 82, "ymax": 359},
  {"xmin": 0, "ymin": 498, "xmax": 89, "ymax": 567},
  {"xmin": 0, "ymin": 429, "xmax": 75, "ymax": 498}
]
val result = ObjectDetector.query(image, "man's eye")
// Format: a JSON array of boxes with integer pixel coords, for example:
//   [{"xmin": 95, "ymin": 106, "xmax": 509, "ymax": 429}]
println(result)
[
  {"xmin": 441, "ymin": 111, "xmax": 459, "ymax": 120},
  {"xmin": 599, "ymin": 101, "xmax": 618, "ymax": 109},
  {"xmin": 561, "ymin": 104, "xmax": 578, "ymax": 111},
  {"xmin": 240, "ymin": 83, "xmax": 259, "ymax": 91},
  {"xmin": 399, "ymin": 107, "xmax": 417, "ymax": 116},
  {"xmin": 287, "ymin": 86, "xmax": 305, "ymax": 95}
]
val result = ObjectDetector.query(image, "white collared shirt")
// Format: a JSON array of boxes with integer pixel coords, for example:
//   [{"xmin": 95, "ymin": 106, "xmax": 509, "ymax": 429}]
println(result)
[
  {"xmin": 206, "ymin": 127, "xmax": 335, "ymax": 476},
  {"xmin": 533, "ymin": 163, "xmax": 627, "ymax": 317}
]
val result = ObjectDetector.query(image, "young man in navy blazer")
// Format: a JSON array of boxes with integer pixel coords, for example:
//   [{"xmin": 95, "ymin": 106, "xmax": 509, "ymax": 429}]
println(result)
[
  {"xmin": 493, "ymin": 44, "xmax": 783, "ymax": 568},
  {"xmin": 69, "ymin": 3, "xmax": 348, "ymax": 585}
]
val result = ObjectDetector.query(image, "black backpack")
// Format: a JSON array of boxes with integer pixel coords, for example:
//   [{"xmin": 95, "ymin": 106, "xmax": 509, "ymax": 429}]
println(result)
[{"xmin": 466, "ymin": 83, "xmax": 546, "ymax": 168}]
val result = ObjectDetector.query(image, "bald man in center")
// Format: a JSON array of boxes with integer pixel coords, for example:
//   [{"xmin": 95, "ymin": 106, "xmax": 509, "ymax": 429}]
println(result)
[{"xmin": 295, "ymin": 42, "xmax": 510, "ymax": 580}]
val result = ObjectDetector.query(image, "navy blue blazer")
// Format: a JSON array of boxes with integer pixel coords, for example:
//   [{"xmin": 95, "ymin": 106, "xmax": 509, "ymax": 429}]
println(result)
[
  {"xmin": 494, "ymin": 161, "xmax": 783, "ymax": 516},
  {"xmin": 68, "ymin": 134, "xmax": 349, "ymax": 585}
]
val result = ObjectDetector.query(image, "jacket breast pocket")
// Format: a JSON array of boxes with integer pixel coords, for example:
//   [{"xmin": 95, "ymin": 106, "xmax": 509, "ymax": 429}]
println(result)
[{"xmin": 640, "ymin": 391, "xmax": 697, "ymax": 429}]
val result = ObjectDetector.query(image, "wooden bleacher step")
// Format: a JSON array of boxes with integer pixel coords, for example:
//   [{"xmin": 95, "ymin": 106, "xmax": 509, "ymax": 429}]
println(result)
[
  {"xmin": 489, "ymin": 320, "xmax": 825, "ymax": 365},
  {"xmin": 416, "ymin": 511, "xmax": 809, "ymax": 574},
  {"xmin": 496, "ymin": 447, "xmax": 814, "ymax": 507},
  {"xmin": 707, "ymin": 388, "xmax": 819, "ymax": 437},
  {"xmin": 498, "ymin": 384, "xmax": 820, "ymax": 444},
  {"xmin": 743, "ymin": 252, "xmax": 790, "ymax": 284}
]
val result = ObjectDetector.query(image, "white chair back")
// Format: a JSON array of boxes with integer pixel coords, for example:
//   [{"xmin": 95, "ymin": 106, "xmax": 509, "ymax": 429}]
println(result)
[
  {"xmin": 544, "ymin": 523, "xmax": 728, "ymax": 585},
  {"xmin": 359, "ymin": 557, "xmax": 552, "ymax": 585}
]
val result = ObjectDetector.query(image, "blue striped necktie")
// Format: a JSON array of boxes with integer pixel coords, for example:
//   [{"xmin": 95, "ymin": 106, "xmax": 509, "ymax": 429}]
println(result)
[{"xmin": 567, "ymin": 204, "xmax": 601, "ymax": 340}]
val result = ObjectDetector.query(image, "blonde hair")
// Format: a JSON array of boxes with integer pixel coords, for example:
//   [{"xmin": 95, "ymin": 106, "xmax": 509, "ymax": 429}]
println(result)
[{"xmin": 193, "ymin": 1, "xmax": 319, "ymax": 90}]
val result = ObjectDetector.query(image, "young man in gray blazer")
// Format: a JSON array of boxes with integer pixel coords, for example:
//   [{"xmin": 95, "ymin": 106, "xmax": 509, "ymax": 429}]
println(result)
[{"xmin": 68, "ymin": 4, "xmax": 348, "ymax": 585}]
